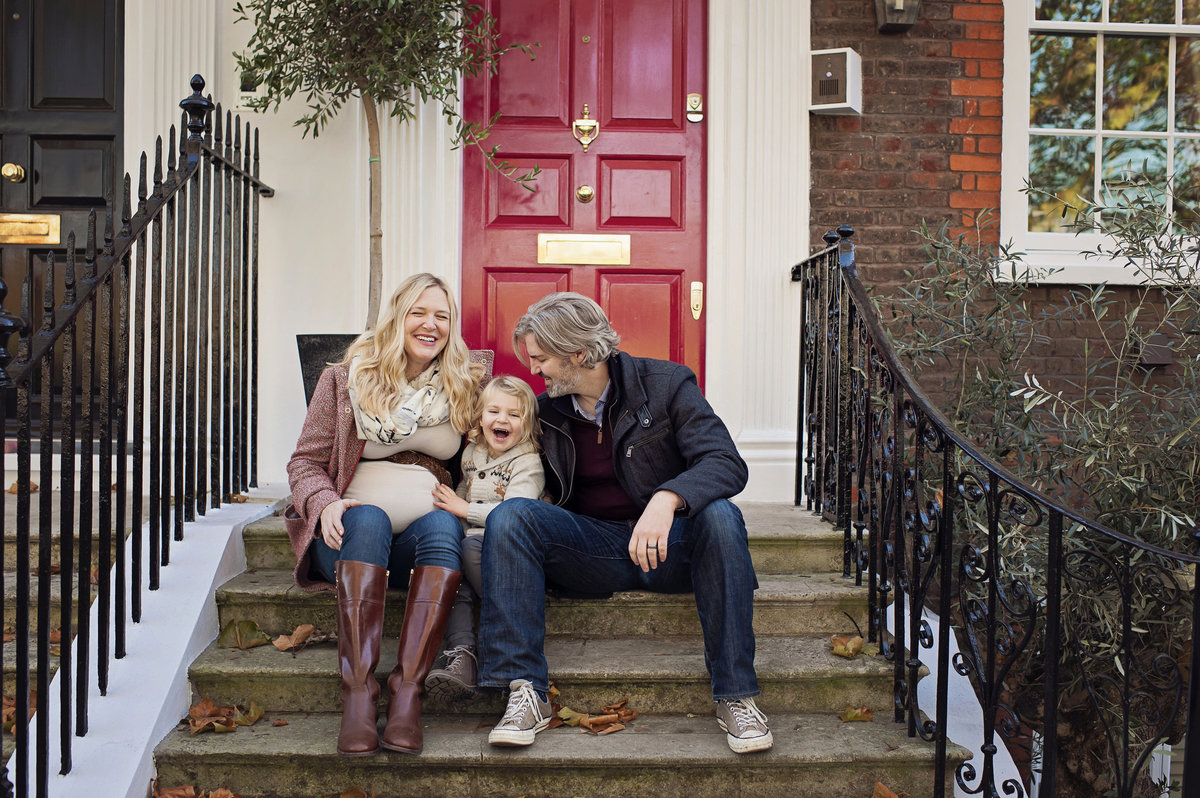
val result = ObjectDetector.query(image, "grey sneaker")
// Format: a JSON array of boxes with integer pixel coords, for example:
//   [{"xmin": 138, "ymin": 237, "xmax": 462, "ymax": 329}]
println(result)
[
  {"xmin": 715, "ymin": 697, "xmax": 774, "ymax": 753},
  {"xmin": 424, "ymin": 645, "xmax": 478, "ymax": 702},
  {"xmin": 488, "ymin": 679, "xmax": 552, "ymax": 747}
]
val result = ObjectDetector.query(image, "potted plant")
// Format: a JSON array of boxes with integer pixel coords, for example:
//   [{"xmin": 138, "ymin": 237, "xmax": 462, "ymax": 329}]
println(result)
[{"xmin": 233, "ymin": 0, "xmax": 537, "ymax": 388}]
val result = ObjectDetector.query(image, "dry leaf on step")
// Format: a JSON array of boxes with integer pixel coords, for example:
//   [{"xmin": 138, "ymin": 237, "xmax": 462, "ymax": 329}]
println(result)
[
  {"xmin": 838, "ymin": 705, "xmax": 873, "ymax": 722},
  {"xmin": 829, "ymin": 634, "xmax": 864, "ymax": 659},
  {"xmin": 152, "ymin": 784, "xmax": 202, "ymax": 798},
  {"xmin": 273, "ymin": 623, "xmax": 315, "ymax": 653},
  {"xmin": 218, "ymin": 619, "xmax": 271, "ymax": 650},
  {"xmin": 873, "ymin": 782, "xmax": 905, "ymax": 798}
]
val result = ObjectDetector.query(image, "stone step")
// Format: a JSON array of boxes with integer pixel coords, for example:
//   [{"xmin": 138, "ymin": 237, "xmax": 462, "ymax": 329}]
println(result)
[
  {"xmin": 215, "ymin": 569, "xmax": 869, "ymax": 640},
  {"xmin": 2, "ymin": 573, "xmax": 99, "ymax": 631},
  {"xmin": 241, "ymin": 501, "xmax": 846, "ymax": 575},
  {"xmin": 0, "ymin": 491, "xmax": 148, "ymax": 570},
  {"xmin": 188, "ymin": 634, "xmax": 893, "ymax": 717},
  {"xmin": 153, "ymin": 710, "xmax": 968, "ymax": 798},
  {"xmin": 2, "ymin": 634, "xmax": 61, "ymax": 697}
]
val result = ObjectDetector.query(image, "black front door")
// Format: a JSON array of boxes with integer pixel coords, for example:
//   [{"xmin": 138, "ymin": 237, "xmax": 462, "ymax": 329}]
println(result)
[{"xmin": 0, "ymin": 0, "xmax": 123, "ymax": 325}]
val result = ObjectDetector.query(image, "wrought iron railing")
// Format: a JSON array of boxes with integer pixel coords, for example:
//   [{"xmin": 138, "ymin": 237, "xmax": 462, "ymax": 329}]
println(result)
[
  {"xmin": 0, "ymin": 76, "xmax": 272, "ymax": 798},
  {"xmin": 793, "ymin": 226, "xmax": 1199, "ymax": 798}
]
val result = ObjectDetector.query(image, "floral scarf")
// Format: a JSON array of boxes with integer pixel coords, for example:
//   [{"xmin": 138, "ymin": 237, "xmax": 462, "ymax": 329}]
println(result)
[{"xmin": 346, "ymin": 357, "xmax": 451, "ymax": 445}]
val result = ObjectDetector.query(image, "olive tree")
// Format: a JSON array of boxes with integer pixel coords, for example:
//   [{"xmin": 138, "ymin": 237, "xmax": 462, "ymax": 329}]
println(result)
[{"xmin": 233, "ymin": 0, "xmax": 536, "ymax": 327}]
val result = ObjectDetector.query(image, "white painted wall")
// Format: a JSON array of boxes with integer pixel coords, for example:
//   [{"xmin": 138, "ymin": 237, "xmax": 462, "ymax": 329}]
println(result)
[{"xmin": 124, "ymin": 0, "xmax": 810, "ymax": 502}]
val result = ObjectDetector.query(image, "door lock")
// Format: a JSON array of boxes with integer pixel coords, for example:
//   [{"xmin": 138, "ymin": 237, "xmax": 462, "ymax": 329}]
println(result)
[
  {"xmin": 2, "ymin": 163, "xmax": 26, "ymax": 183},
  {"xmin": 690, "ymin": 281, "xmax": 704, "ymax": 320}
]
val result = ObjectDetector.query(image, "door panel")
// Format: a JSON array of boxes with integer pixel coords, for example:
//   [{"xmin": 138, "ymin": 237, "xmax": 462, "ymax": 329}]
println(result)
[
  {"xmin": 32, "ymin": 0, "xmax": 117, "ymax": 109},
  {"xmin": 485, "ymin": 269, "xmax": 571, "ymax": 381},
  {"xmin": 462, "ymin": 0, "xmax": 706, "ymax": 389}
]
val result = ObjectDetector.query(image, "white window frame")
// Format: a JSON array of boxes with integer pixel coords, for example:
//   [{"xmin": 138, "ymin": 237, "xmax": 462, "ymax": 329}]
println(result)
[{"xmin": 1001, "ymin": 0, "xmax": 1200, "ymax": 283}]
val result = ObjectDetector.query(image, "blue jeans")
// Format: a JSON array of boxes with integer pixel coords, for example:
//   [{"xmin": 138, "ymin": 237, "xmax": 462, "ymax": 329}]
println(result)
[
  {"xmin": 476, "ymin": 498, "xmax": 760, "ymax": 700},
  {"xmin": 310, "ymin": 504, "xmax": 462, "ymax": 589}
]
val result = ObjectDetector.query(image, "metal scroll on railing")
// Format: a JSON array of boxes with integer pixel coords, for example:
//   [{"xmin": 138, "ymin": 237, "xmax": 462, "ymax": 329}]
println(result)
[
  {"xmin": 793, "ymin": 227, "xmax": 1200, "ymax": 798},
  {"xmin": 0, "ymin": 75, "xmax": 273, "ymax": 798}
]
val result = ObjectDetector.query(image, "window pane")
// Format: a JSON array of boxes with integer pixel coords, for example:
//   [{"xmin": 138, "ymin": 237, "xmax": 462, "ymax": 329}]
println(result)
[
  {"xmin": 1110, "ymin": 0, "xmax": 1173, "ymax": 23},
  {"xmin": 1173, "ymin": 140, "xmax": 1200, "ymax": 226},
  {"xmin": 1102, "ymin": 137, "xmax": 1168, "ymax": 220},
  {"xmin": 1102, "ymin": 136, "xmax": 1167, "ymax": 180},
  {"xmin": 1179, "ymin": 38, "xmax": 1200, "ymax": 132},
  {"xmin": 1029, "ymin": 134, "xmax": 1096, "ymax": 232},
  {"xmin": 1103, "ymin": 35, "xmax": 1169, "ymax": 131},
  {"xmin": 1032, "ymin": 35, "xmax": 1097, "ymax": 128},
  {"xmin": 1187, "ymin": 0, "xmax": 1200, "ymax": 24},
  {"xmin": 1036, "ymin": 0, "xmax": 1101, "ymax": 21}
]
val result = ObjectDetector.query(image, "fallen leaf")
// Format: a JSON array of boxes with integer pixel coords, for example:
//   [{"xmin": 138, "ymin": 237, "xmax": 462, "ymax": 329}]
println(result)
[
  {"xmin": 273, "ymin": 718, "xmax": 289, "ymax": 727},
  {"xmin": 830, "ymin": 634, "xmax": 864, "ymax": 659},
  {"xmin": 340, "ymin": 789, "xmax": 375, "ymax": 798},
  {"xmin": 597, "ymin": 722, "xmax": 625, "ymax": 735},
  {"xmin": 49, "ymin": 628, "xmax": 61, "ymax": 644},
  {"xmin": 580, "ymin": 713, "xmax": 619, "ymax": 731},
  {"xmin": 152, "ymin": 785, "xmax": 202, "ymax": 798},
  {"xmin": 862, "ymin": 642, "xmax": 881, "ymax": 657},
  {"xmin": 557, "ymin": 706, "xmax": 587, "ymax": 727},
  {"xmin": 273, "ymin": 623, "xmax": 315, "ymax": 653},
  {"xmin": 230, "ymin": 494, "xmax": 248, "ymax": 503},
  {"xmin": 186, "ymin": 697, "xmax": 263, "ymax": 736},
  {"xmin": 873, "ymin": 782, "xmax": 903, "ymax": 798},
  {"xmin": 90, "ymin": 568, "xmax": 99, "ymax": 586},
  {"xmin": 7, "ymin": 481, "xmax": 37, "ymax": 494},
  {"xmin": 217, "ymin": 619, "xmax": 271, "ymax": 650},
  {"xmin": 2, "ymin": 626, "xmax": 14, "ymax": 643},
  {"xmin": 839, "ymin": 706, "xmax": 873, "ymax": 723},
  {"xmin": 209, "ymin": 790, "xmax": 241, "ymax": 798}
]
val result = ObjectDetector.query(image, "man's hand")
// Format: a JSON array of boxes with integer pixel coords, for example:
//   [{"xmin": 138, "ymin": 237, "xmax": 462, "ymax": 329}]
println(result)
[
  {"xmin": 629, "ymin": 490, "xmax": 682, "ymax": 572},
  {"xmin": 432, "ymin": 483, "xmax": 469, "ymax": 519},
  {"xmin": 318, "ymin": 498, "xmax": 363, "ymax": 551}
]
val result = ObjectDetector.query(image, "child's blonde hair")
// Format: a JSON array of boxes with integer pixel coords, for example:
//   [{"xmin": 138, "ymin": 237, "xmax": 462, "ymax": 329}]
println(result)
[{"xmin": 470, "ymin": 375, "xmax": 541, "ymax": 452}]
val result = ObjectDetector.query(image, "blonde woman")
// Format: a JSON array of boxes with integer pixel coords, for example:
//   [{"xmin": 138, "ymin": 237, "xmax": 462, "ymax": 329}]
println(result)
[{"xmin": 286, "ymin": 273, "xmax": 483, "ymax": 757}]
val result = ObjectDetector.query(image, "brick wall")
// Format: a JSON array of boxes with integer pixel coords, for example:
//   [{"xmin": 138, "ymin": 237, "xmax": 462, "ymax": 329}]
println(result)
[{"xmin": 809, "ymin": 0, "xmax": 1004, "ymax": 291}]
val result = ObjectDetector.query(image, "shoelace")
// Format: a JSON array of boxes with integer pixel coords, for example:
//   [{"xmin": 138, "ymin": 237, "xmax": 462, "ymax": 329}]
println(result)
[
  {"xmin": 726, "ymin": 698, "xmax": 768, "ymax": 731},
  {"xmin": 442, "ymin": 645, "xmax": 476, "ymax": 668},
  {"xmin": 500, "ymin": 683, "xmax": 542, "ymax": 726}
]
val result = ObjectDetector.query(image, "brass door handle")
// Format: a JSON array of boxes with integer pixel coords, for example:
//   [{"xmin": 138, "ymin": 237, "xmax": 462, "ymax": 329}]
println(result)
[
  {"xmin": 572, "ymin": 104, "xmax": 599, "ymax": 152},
  {"xmin": 690, "ymin": 281, "xmax": 704, "ymax": 320},
  {"xmin": 2, "ymin": 163, "xmax": 26, "ymax": 183},
  {"xmin": 575, "ymin": 185, "xmax": 594, "ymax": 203}
]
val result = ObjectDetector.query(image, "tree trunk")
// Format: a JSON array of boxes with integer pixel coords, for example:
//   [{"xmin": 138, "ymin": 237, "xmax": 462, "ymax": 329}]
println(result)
[{"xmin": 361, "ymin": 92, "xmax": 383, "ymax": 330}]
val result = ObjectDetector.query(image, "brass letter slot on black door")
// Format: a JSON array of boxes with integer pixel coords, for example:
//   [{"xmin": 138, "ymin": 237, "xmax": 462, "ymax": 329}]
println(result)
[{"xmin": 0, "ymin": 213, "xmax": 61, "ymax": 244}]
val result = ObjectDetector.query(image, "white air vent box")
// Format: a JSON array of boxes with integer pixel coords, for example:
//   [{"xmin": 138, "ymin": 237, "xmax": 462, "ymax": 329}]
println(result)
[{"xmin": 810, "ymin": 48, "xmax": 862, "ymax": 116}]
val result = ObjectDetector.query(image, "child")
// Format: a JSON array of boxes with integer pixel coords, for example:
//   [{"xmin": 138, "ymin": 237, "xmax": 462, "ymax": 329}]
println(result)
[{"xmin": 426, "ymin": 375, "xmax": 545, "ymax": 701}]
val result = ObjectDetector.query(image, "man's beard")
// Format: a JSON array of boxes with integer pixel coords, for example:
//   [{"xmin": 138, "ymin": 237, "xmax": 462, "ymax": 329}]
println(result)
[{"xmin": 545, "ymin": 359, "xmax": 583, "ymax": 398}]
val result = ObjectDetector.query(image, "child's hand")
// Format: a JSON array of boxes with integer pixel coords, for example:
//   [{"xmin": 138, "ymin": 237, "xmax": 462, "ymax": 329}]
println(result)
[{"xmin": 432, "ymin": 483, "xmax": 469, "ymax": 519}]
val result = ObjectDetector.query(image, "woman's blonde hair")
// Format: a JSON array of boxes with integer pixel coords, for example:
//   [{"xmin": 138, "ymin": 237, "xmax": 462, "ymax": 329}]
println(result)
[
  {"xmin": 341, "ymin": 273, "xmax": 482, "ymax": 432},
  {"xmin": 469, "ymin": 375, "xmax": 541, "ymax": 452}
]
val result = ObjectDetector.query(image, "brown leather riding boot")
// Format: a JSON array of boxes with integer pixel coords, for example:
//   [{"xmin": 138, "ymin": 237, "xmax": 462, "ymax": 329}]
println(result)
[
  {"xmin": 335, "ymin": 560, "xmax": 388, "ymax": 756},
  {"xmin": 380, "ymin": 566, "xmax": 462, "ymax": 754}
]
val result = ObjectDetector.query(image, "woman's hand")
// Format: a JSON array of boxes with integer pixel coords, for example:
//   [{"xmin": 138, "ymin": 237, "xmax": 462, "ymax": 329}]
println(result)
[
  {"xmin": 318, "ymin": 498, "xmax": 363, "ymax": 551},
  {"xmin": 432, "ymin": 483, "xmax": 469, "ymax": 519}
]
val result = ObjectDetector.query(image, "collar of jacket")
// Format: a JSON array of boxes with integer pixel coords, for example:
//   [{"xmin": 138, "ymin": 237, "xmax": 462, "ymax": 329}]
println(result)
[{"xmin": 542, "ymin": 351, "xmax": 654, "ymax": 431}]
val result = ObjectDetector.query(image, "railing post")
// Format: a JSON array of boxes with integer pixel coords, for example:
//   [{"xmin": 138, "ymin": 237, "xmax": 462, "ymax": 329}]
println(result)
[
  {"xmin": 1181, "ymin": 526, "xmax": 1200, "ymax": 795},
  {"xmin": 179, "ymin": 75, "xmax": 214, "ymax": 166}
]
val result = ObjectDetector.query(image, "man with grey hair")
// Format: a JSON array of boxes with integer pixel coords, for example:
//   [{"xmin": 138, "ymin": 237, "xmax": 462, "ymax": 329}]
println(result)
[{"xmin": 477, "ymin": 292, "xmax": 772, "ymax": 754}]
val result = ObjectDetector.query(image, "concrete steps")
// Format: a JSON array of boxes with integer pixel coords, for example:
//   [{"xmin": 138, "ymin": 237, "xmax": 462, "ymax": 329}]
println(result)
[
  {"xmin": 152, "ymin": 502, "xmax": 967, "ymax": 797},
  {"xmin": 154, "ymin": 711, "xmax": 945, "ymax": 798}
]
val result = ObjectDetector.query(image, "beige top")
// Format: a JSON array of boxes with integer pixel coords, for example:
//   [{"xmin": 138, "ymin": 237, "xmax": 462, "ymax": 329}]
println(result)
[{"xmin": 345, "ymin": 420, "xmax": 462, "ymax": 533}]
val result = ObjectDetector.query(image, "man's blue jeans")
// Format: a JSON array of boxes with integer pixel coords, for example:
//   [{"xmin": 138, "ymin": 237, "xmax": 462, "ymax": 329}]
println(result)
[
  {"xmin": 476, "ymin": 498, "xmax": 760, "ymax": 701},
  {"xmin": 310, "ymin": 504, "xmax": 462, "ymax": 589}
]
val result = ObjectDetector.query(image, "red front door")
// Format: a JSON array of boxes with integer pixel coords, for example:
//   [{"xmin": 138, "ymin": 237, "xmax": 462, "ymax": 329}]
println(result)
[{"xmin": 461, "ymin": 0, "xmax": 707, "ymax": 389}]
